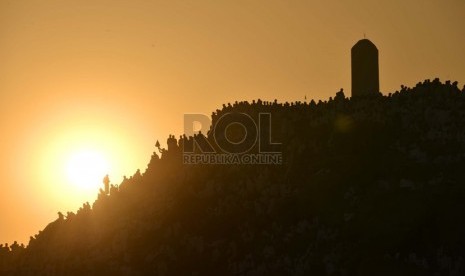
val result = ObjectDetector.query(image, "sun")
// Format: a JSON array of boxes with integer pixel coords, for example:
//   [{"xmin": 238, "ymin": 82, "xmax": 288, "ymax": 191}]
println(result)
[{"xmin": 65, "ymin": 149, "xmax": 110, "ymax": 191}]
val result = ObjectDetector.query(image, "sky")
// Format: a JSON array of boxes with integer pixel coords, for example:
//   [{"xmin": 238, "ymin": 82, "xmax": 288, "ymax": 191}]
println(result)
[{"xmin": 0, "ymin": 0, "xmax": 464, "ymax": 244}]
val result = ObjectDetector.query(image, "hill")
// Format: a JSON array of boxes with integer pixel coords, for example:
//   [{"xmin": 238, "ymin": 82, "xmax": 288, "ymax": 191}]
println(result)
[{"xmin": 1, "ymin": 79, "xmax": 465, "ymax": 275}]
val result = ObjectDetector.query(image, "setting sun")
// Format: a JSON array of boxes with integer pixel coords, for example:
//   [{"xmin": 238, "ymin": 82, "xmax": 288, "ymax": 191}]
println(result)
[{"xmin": 65, "ymin": 149, "xmax": 110, "ymax": 191}]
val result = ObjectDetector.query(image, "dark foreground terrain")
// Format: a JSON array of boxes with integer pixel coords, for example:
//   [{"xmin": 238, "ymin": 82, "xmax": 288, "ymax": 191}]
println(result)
[{"xmin": 2, "ymin": 79, "xmax": 465, "ymax": 275}]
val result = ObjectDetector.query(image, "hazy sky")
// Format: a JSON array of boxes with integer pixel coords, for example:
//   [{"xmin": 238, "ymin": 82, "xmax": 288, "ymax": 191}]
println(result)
[{"xmin": 0, "ymin": 0, "xmax": 464, "ymax": 244}]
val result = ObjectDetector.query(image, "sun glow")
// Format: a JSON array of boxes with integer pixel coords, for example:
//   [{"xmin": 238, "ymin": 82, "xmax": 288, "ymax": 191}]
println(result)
[
  {"xmin": 65, "ymin": 149, "xmax": 110, "ymax": 191},
  {"xmin": 20, "ymin": 94, "xmax": 155, "ymax": 226}
]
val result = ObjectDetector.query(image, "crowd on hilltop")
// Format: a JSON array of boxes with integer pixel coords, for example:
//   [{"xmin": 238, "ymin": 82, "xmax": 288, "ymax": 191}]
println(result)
[
  {"xmin": 152, "ymin": 78, "xmax": 465, "ymax": 159},
  {"xmin": 123, "ymin": 78, "xmax": 465, "ymax": 160},
  {"xmin": 1, "ymin": 79, "xmax": 465, "ymax": 275}
]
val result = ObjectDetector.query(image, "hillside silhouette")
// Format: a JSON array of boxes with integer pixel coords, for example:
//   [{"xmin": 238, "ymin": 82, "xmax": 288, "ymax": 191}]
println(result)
[{"xmin": 2, "ymin": 79, "xmax": 465, "ymax": 275}]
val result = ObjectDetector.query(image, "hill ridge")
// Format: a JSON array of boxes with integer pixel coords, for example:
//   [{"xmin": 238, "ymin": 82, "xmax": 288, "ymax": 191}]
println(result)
[{"xmin": 1, "ymin": 78, "xmax": 465, "ymax": 275}]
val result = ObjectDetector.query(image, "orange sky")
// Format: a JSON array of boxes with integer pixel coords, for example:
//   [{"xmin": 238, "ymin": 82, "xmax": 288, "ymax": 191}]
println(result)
[{"xmin": 1, "ymin": 0, "xmax": 464, "ymax": 244}]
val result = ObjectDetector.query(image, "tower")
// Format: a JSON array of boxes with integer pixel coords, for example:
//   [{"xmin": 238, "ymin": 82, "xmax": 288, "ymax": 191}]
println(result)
[{"xmin": 351, "ymin": 39, "xmax": 379, "ymax": 97}]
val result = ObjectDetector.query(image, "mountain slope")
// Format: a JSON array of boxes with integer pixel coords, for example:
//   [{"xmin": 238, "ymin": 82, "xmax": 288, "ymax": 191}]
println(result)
[{"xmin": 1, "ymin": 79, "xmax": 465, "ymax": 275}]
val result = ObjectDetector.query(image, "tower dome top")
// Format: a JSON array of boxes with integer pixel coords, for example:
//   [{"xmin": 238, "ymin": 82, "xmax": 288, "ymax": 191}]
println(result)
[{"xmin": 352, "ymin": 39, "xmax": 378, "ymax": 51}]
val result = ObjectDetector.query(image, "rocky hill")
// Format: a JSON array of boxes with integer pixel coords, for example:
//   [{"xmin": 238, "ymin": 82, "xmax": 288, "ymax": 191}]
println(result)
[{"xmin": 1, "ymin": 79, "xmax": 465, "ymax": 275}]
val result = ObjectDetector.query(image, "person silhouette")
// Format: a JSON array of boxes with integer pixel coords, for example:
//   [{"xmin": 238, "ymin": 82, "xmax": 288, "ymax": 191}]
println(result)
[{"xmin": 103, "ymin": 175, "xmax": 110, "ymax": 195}]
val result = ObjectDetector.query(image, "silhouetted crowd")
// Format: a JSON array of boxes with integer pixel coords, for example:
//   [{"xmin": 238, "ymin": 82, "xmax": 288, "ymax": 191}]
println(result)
[{"xmin": 2, "ymin": 79, "xmax": 465, "ymax": 275}]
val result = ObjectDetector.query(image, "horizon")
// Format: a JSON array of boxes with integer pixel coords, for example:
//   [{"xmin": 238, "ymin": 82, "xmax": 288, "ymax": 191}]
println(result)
[{"xmin": 1, "ymin": 0, "xmax": 465, "ymax": 245}]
